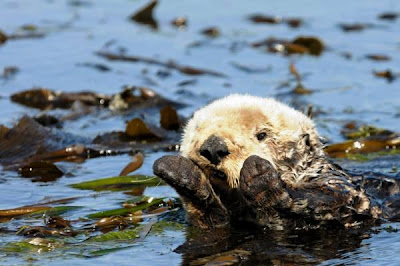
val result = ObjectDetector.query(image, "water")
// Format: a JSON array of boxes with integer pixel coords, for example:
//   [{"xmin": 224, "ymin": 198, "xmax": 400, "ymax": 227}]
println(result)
[{"xmin": 1, "ymin": 0, "xmax": 400, "ymax": 265}]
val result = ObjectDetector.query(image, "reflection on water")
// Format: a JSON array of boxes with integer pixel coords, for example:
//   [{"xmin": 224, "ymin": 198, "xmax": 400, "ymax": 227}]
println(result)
[
  {"xmin": 179, "ymin": 226, "xmax": 367, "ymax": 265},
  {"xmin": 178, "ymin": 222, "xmax": 400, "ymax": 265}
]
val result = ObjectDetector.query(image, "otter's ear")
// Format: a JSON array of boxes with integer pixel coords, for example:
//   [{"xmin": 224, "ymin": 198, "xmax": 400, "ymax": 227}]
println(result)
[{"xmin": 300, "ymin": 133, "xmax": 314, "ymax": 151}]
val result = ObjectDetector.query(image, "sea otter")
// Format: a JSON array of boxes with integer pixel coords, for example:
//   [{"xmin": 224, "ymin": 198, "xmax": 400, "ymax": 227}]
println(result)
[{"xmin": 154, "ymin": 95, "xmax": 400, "ymax": 230}]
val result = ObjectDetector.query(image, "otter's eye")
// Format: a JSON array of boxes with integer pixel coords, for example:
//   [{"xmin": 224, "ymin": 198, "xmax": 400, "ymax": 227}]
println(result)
[{"xmin": 256, "ymin": 132, "xmax": 267, "ymax": 141}]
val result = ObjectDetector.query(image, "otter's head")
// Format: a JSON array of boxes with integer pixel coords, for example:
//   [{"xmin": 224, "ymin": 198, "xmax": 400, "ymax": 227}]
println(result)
[{"xmin": 181, "ymin": 94, "xmax": 323, "ymax": 188}]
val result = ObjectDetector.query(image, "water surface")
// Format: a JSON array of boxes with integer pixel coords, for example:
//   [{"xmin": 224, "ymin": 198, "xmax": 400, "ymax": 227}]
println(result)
[{"xmin": 1, "ymin": 0, "xmax": 400, "ymax": 265}]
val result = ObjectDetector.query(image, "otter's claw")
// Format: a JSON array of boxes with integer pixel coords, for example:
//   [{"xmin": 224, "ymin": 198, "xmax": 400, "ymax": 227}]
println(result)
[{"xmin": 240, "ymin": 155, "xmax": 287, "ymax": 208}]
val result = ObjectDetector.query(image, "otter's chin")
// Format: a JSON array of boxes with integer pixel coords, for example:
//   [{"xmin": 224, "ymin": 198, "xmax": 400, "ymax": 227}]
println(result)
[
  {"xmin": 208, "ymin": 166, "xmax": 241, "ymax": 190},
  {"xmin": 188, "ymin": 157, "xmax": 241, "ymax": 189},
  {"xmin": 206, "ymin": 168, "xmax": 240, "ymax": 198},
  {"xmin": 210, "ymin": 168, "xmax": 227, "ymax": 181},
  {"xmin": 201, "ymin": 166, "xmax": 233, "ymax": 191}
]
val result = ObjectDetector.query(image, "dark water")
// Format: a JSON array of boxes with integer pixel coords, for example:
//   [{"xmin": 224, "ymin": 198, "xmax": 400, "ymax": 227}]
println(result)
[{"xmin": 1, "ymin": 0, "xmax": 400, "ymax": 265}]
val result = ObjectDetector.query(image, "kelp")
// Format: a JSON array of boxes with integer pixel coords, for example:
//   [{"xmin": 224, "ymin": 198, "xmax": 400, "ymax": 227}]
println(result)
[
  {"xmin": 125, "ymin": 118, "xmax": 163, "ymax": 140},
  {"xmin": 27, "ymin": 196, "xmax": 80, "ymax": 206},
  {"xmin": 119, "ymin": 152, "xmax": 144, "ymax": 176},
  {"xmin": 16, "ymin": 226, "xmax": 77, "ymax": 237},
  {"xmin": 19, "ymin": 161, "xmax": 63, "ymax": 181},
  {"xmin": 0, "ymin": 116, "xmax": 71, "ymax": 167},
  {"xmin": 34, "ymin": 114, "xmax": 61, "ymax": 127},
  {"xmin": 89, "ymin": 246, "xmax": 132, "ymax": 257},
  {"xmin": 122, "ymin": 196, "xmax": 149, "ymax": 207},
  {"xmin": 96, "ymin": 51, "xmax": 227, "ymax": 77},
  {"xmin": 0, "ymin": 201, "xmax": 171, "ymax": 256},
  {"xmin": 190, "ymin": 249, "xmax": 251, "ymax": 266},
  {"xmin": 1, "ymin": 223, "xmax": 154, "ymax": 257},
  {"xmin": 0, "ymin": 206, "xmax": 80, "ymax": 221},
  {"xmin": 70, "ymin": 175, "xmax": 162, "ymax": 191},
  {"xmin": 11, "ymin": 88, "xmax": 110, "ymax": 110},
  {"xmin": 289, "ymin": 63, "xmax": 313, "ymax": 95},
  {"xmin": 0, "ymin": 66, "xmax": 19, "ymax": 79},
  {"xmin": 10, "ymin": 86, "xmax": 182, "ymax": 112},
  {"xmin": 373, "ymin": 69, "xmax": 399, "ymax": 82},
  {"xmin": 0, "ymin": 30, "xmax": 7, "ymax": 44},
  {"xmin": 108, "ymin": 86, "xmax": 184, "ymax": 112},
  {"xmin": 86, "ymin": 222, "xmax": 155, "ymax": 256},
  {"xmin": 0, "ymin": 206, "xmax": 51, "ymax": 217},
  {"xmin": 0, "ymin": 116, "xmax": 133, "ymax": 172},
  {"xmin": 86, "ymin": 226, "xmax": 143, "ymax": 242},
  {"xmin": 292, "ymin": 37, "xmax": 324, "ymax": 56},
  {"xmin": 342, "ymin": 125, "xmax": 395, "ymax": 140},
  {"xmin": 2, "ymin": 238, "xmax": 62, "ymax": 253},
  {"xmin": 130, "ymin": 0, "xmax": 158, "ymax": 29},
  {"xmin": 94, "ymin": 216, "xmax": 130, "ymax": 232},
  {"xmin": 171, "ymin": 17, "xmax": 187, "ymax": 28},
  {"xmin": 28, "ymin": 206, "xmax": 81, "ymax": 217},
  {"xmin": 160, "ymin": 106, "xmax": 181, "ymax": 130},
  {"xmin": 378, "ymin": 12, "xmax": 399, "ymax": 21},
  {"xmin": 338, "ymin": 23, "xmax": 379, "ymax": 32},
  {"xmin": 0, "ymin": 29, "xmax": 44, "ymax": 46},
  {"xmin": 46, "ymin": 216, "xmax": 72, "ymax": 229},
  {"xmin": 87, "ymin": 198, "xmax": 164, "ymax": 219},
  {"xmin": 92, "ymin": 130, "xmax": 181, "ymax": 151},
  {"xmin": 325, "ymin": 124, "xmax": 400, "ymax": 160},
  {"xmin": 249, "ymin": 14, "xmax": 282, "ymax": 24},
  {"xmin": 27, "ymin": 145, "xmax": 127, "ymax": 164},
  {"xmin": 252, "ymin": 36, "xmax": 324, "ymax": 56},
  {"xmin": 345, "ymin": 150, "xmax": 400, "ymax": 162},
  {"xmin": 77, "ymin": 62, "xmax": 111, "ymax": 72},
  {"xmin": 325, "ymin": 139, "xmax": 400, "ymax": 158},
  {"xmin": 200, "ymin": 27, "xmax": 220, "ymax": 37},
  {"xmin": 230, "ymin": 62, "xmax": 272, "ymax": 74},
  {"xmin": 0, "ymin": 198, "xmax": 167, "ymax": 257},
  {"xmin": 149, "ymin": 220, "xmax": 185, "ymax": 235},
  {"xmin": 94, "ymin": 109, "xmax": 182, "ymax": 145},
  {"xmin": 248, "ymin": 14, "xmax": 303, "ymax": 28},
  {"xmin": 365, "ymin": 54, "xmax": 391, "ymax": 61}
]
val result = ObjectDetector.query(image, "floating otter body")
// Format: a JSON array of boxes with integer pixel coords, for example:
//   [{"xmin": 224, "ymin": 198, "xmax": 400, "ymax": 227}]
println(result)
[{"xmin": 154, "ymin": 95, "xmax": 400, "ymax": 230}]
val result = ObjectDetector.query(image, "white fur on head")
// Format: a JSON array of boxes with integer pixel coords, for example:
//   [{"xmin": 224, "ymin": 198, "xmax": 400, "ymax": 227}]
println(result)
[{"xmin": 181, "ymin": 94, "xmax": 322, "ymax": 188}]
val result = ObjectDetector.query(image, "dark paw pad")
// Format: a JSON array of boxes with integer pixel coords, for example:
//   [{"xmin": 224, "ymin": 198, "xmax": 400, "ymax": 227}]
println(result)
[
  {"xmin": 154, "ymin": 155, "xmax": 229, "ymax": 226},
  {"xmin": 239, "ymin": 155, "xmax": 284, "ymax": 205},
  {"xmin": 153, "ymin": 155, "xmax": 203, "ymax": 193}
]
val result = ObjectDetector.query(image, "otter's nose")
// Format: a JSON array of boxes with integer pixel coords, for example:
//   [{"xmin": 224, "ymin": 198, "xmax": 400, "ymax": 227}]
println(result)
[{"xmin": 199, "ymin": 135, "xmax": 229, "ymax": 165}]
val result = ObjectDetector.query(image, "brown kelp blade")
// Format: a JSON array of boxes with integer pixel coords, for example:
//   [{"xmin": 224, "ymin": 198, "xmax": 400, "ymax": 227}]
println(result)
[
  {"xmin": 96, "ymin": 51, "xmax": 227, "ymax": 77},
  {"xmin": 125, "ymin": 118, "xmax": 163, "ymax": 140},
  {"xmin": 325, "ymin": 138, "xmax": 400, "ymax": 159},
  {"xmin": 0, "ymin": 116, "xmax": 70, "ymax": 167},
  {"xmin": 119, "ymin": 152, "xmax": 144, "ymax": 176},
  {"xmin": 11, "ymin": 88, "xmax": 110, "ymax": 110},
  {"xmin": 0, "ymin": 206, "xmax": 80, "ymax": 219},
  {"xmin": 0, "ymin": 206, "xmax": 51, "ymax": 217},
  {"xmin": 160, "ymin": 106, "xmax": 181, "ymax": 130},
  {"xmin": 130, "ymin": 0, "xmax": 158, "ymax": 29}
]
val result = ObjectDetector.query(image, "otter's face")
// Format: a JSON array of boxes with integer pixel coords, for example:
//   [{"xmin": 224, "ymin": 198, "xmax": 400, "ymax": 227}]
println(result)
[{"xmin": 181, "ymin": 95, "xmax": 321, "ymax": 188}]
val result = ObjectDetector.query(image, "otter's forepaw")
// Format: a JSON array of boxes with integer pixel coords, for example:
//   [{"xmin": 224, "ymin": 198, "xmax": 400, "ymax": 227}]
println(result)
[
  {"xmin": 153, "ymin": 155, "xmax": 203, "ymax": 198},
  {"xmin": 153, "ymin": 155, "xmax": 229, "ymax": 228},
  {"xmin": 239, "ymin": 155, "xmax": 287, "ymax": 208}
]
